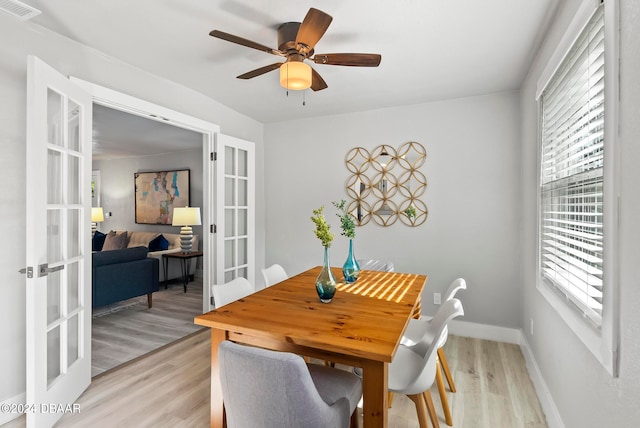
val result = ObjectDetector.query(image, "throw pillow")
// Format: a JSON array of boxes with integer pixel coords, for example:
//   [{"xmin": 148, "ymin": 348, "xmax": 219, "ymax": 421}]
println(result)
[
  {"xmin": 92, "ymin": 230, "xmax": 106, "ymax": 251},
  {"xmin": 148, "ymin": 234, "xmax": 169, "ymax": 252},
  {"xmin": 102, "ymin": 231, "xmax": 128, "ymax": 251}
]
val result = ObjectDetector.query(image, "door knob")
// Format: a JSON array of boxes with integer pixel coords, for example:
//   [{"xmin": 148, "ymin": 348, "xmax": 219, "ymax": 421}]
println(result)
[{"xmin": 38, "ymin": 263, "xmax": 64, "ymax": 277}]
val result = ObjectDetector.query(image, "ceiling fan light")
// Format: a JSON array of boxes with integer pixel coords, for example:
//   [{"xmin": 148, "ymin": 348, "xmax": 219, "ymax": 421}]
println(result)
[{"xmin": 279, "ymin": 62, "xmax": 312, "ymax": 90}]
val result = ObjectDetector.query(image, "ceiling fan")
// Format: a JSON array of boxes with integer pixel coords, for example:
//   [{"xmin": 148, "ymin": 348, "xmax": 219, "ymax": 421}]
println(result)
[{"xmin": 209, "ymin": 7, "xmax": 382, "ymax": 91}]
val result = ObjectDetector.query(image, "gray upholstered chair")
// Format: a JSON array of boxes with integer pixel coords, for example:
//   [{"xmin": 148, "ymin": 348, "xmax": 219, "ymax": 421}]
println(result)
[{"xmin": 219, "ymin": 341, "xmax": 362, "ymax": 428}]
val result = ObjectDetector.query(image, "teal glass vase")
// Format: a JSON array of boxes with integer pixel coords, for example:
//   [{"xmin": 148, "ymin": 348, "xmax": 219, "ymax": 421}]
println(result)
[
  {"xmin": 343, "ymin": 239, "xmax": 360, "ymax": 284},
  {"xmin": 316, "ymin": 246, "xmax": 337, "ymax": 303}
]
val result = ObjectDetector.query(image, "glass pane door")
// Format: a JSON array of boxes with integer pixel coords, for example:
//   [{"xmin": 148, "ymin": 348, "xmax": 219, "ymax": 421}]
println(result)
[
  {"xmin": 26, "ymin": 56, "xmax": 92, "ymax": 428},
  {"xmin": 215, "ymin": 134, "xmax": 255, "ymax": 291}
]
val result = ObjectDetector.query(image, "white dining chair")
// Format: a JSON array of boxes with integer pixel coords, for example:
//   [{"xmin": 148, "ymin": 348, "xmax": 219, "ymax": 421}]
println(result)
[
  {"xmin": 401, "ymin": 278, "xmax": 466, "ymax": 425},
  {"xmin": 389, "ymin": 298, "xmax": 464, "ymax": 428},
  {"xmin": 211, "ymin": 277, "xmax": 255, "ymax": 308},
  {"xmin": 261, "ymin": 263, "xmax": 289, "ymax": 287},
  {"xmin": 356, "ymin": 259, "xmax": 394, "ymax": 272}
]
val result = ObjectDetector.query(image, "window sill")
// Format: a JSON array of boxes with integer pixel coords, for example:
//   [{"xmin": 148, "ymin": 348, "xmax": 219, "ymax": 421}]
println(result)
[{"xmin": 537, "ymin": 279, "xmax": 616, "ymax": 376}]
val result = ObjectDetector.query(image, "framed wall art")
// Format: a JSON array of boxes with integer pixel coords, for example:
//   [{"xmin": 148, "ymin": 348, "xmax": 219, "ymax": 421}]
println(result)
[{"xmin": 134, "ymin": 169, "xmax": 190, "ymax": 224}]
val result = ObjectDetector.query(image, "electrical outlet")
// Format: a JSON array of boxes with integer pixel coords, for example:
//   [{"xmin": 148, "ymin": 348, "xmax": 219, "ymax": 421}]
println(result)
[
  {"xmin": 530, "ymin": 318, "xmax": 534, "ymax": 335},
  {"xmin": 433, "ymin": 293, "xmax": 441, "ymax": 305}
]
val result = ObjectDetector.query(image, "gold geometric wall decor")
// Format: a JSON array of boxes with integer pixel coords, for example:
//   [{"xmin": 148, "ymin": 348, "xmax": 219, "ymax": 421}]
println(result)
[{"xmin": 345, "ymin": 141, "xmax": 428, "ymax": 227}]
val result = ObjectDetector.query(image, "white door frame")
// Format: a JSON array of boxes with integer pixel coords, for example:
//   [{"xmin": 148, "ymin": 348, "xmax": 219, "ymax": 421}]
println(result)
[{"xmin": 70, "ymin": 77, "xmax": 219, "ymax": 313}]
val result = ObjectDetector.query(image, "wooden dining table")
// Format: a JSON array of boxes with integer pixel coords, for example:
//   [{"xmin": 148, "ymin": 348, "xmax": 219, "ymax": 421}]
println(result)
[{"xmin": 194, "ymin": 266, "xmax": 426, "ymax": 428}]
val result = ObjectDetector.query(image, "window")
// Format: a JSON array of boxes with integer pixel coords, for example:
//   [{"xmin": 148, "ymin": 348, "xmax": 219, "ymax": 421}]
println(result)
[
  {"xmin": 536, "ymin": 0, "xmax": 618, "ymax": 376},
  {"xmin": 539, "ymin": 5, "xmax": 605, "ymax": 326}
]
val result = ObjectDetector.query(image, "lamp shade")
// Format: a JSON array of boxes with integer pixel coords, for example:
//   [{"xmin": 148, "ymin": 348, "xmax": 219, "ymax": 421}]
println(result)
[
  {"xmin": 279, "ymin": 61, "xmax": 312, "ymax": 90},
  {"xmin": 172, "ymin": 207, "xmax": 201, "ymax": 226},
  {"xmin": 91, "ymin": 207, "xmax": 104, "ymax": 222}
]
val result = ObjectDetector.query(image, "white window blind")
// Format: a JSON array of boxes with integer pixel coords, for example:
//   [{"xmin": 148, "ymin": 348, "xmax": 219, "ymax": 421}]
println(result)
[{"xmin": 540, "ymin": 5, "xmax": 604, "ymax": 326}]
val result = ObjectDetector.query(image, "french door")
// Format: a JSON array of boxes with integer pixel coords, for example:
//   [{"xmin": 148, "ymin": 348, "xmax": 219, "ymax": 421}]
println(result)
[
  {"xmin": 25, "ymin": 56, "xmax": 92, "ymax": 428},
  {"xmin": 214, "ymin": 134, "xmax": 255, "ymax": 305}
]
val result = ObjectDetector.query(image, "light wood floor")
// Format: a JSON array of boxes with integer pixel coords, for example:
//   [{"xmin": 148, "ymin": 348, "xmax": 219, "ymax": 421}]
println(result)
[
  {"xmin": 91, "ymin": 279, "xmax": 204, "ymax": 375},
  {"xmin": 431, "ymin": 336, "xmax": 547, "ymax": 428},
  {"xmin": 3, "ymin": 331, "xmax": 548, "ymax": 428},
  {"xmin": 3, "ymin": 279, "xmax": 547, "ymax": 427}
]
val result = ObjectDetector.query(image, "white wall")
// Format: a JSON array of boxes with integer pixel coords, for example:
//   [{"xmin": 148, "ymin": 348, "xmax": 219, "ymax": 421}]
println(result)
[
  {"xmin": 264, "ymin": 91, "xmax": 522, "ymax": 327},
  {"xmin": 520, "ymin": 0, "xmax": 640, "ymax": 426},
  {"xmin": 93, "ymin": 148, "xmax": 204, "ymax": 245},
  {"xmin": 0, "ymin": 16, "xmax": 265, "ymax": 410}
]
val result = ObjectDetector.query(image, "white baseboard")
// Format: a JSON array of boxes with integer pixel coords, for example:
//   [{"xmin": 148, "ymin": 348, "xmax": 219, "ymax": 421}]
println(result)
[
  {"xmin": 448, "ymin": 319, "xmax": 522, "ymax": 344},
  {"xmin": 518, "ymin": 332, "xmax": 565, "ymax": 428},
  {"xmin": 447, "ymin": 319, "xmax": 565, "ymax": 428},
  {"xmin": 0, "ymin": 392, "xmax": 26, "ymax": 425}
]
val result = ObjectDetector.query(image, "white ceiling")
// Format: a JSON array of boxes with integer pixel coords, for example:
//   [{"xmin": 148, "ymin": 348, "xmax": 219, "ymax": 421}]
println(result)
[
  {"xmin": 20, "ymin": 0, "xmax": 556, "ymax": 125},
  {"xmin": 13, "ymin": 1, "xmax": 556, "ymax": 159},
  {"xmin": 92, "ymin": 105, "xmax": 203, "ymax": 161}
]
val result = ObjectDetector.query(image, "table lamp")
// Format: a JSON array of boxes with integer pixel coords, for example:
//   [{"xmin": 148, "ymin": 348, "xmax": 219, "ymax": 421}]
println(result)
[
  {"xmin": 172, "ymin": 206, "xmax": 201, "ymax": 253},
  {"xmin": 91, "ymin": 207, "xmax": 104, "ymax": 236}
]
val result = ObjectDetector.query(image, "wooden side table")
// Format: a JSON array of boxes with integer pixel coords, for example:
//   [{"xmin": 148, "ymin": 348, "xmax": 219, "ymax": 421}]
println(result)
[{"xmin": 162, "ymin": 251, "xmax": 203, "ymax": 292}]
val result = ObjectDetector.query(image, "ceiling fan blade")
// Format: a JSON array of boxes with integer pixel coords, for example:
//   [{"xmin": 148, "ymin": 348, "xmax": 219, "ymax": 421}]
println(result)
[
  {"xmin": 313, "ymin": 53, "xmax": 382, "ymax": 67},
  {"xmin": 237, "ymin": 63, "xmax": 283, "ymax": 79},
  {"xmin": 295, "ymin": 8, "xmax": 333, "ymax": 51},
  {"xmin": 311, "ymin": 68, "xmax": 328, "ymax": 91},
  {"xmin": 210, "ymin": 30, "xmax": 284, "ymax": 56}
]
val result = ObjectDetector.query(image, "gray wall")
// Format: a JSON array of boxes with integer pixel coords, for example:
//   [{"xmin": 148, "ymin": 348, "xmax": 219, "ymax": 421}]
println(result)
[
  {"xmin": 520, "ymin": 0, "xmax": 640, "ymax": 426},
  {"xmin": 0, "ymin": 16, "xmax": 265, "ymax": 409},
  {"xmin": 264, "ymin": 91, "xmax": 522, "ymax": 327}
]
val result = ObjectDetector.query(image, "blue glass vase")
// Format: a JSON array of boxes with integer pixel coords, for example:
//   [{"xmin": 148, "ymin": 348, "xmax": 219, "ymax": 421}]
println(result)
[
  {"xmin": 343, "ymin": 239, "xmax": 360, "ymax": 284},
  {"xmin": 316, "ymin": 246, "xmax": 337, "ymax": 303}
]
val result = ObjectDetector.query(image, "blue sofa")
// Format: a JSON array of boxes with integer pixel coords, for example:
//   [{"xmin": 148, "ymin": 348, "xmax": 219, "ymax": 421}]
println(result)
[{"xmin": 92, "ymin": 246, "xmax": 160, "ymax": 308}]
